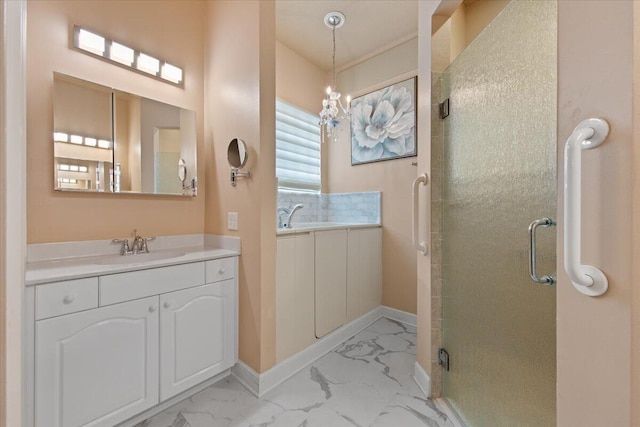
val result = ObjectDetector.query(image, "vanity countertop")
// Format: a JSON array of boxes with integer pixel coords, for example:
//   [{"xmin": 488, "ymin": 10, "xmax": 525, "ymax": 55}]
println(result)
[
  {"xmin": 276, "ymin": 222, "xmax": 381, "ymax": 236},
  {"xmin": 25, "ymin": 245, "xmax": 239, "ymax": 286}
]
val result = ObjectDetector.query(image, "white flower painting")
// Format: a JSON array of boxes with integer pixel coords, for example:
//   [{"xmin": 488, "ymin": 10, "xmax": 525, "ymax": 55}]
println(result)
[{"xmin": 351, "ymin": 77, "xmax": 416, "ymax": 165}]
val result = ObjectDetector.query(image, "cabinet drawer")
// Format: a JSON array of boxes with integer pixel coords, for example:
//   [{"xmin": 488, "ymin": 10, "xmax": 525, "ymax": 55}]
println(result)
[
  {"xmin": 205, "ymin": 257, "xmax": 236, "ymax": 283},
  {"xmin": 99, "ymin": 262, "xmax": 205, "ymax": 306},
  {"xmin": 35, "ymin": 277, "xmax": 98, "ymax": 320}
]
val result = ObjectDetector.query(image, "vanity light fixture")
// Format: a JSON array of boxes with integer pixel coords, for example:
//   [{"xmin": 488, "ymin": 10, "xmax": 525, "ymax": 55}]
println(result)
[
  {"xmin": 73, "ymin": 25, "xmax": 184, "ymax": 86},
  {"xmin": 319, "ymin": 11, "xmax": 351, "ymax": 143},
  {"xmin": 58, "ymin": 164, "xmax": 90, "ymax": 173},
  {"xmin": 53, "ymin": 132, "xmax": 112, "ymax": 150}
]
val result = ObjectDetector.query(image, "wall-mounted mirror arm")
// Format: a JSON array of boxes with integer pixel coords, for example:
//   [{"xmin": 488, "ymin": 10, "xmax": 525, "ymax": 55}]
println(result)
[
  {"xmin": 227, "ymin": 138, "xmax": 250, "ymax": 187},
  {"xmin": 230, "ymin": 168, "xmax": 250, "ymax": 187}
]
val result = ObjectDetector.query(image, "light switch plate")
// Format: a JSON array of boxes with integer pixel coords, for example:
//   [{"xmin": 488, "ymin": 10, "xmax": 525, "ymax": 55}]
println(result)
[{"xmin": 227, "ymin": 212, "xmax": 239, "ymax": 230}]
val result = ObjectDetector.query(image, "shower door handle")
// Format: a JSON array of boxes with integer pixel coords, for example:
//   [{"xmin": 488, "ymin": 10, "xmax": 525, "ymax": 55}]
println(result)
[
  {"xmin": 412, "ymin": 173, "xmax": 429, "ymax": 255},
  {"xmin": 528, "ymin": 218, "xmax": 555, "ymax": 285}
]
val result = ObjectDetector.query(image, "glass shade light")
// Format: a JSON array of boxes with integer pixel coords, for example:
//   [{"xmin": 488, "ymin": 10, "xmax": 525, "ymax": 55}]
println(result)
[
  {"xmin": 84, "ymin": 137, "xmax": 97, "ymax": 147},
  {"xmin": 110, "ymin": 42, "xmax": 134, "ymax": 66},
  {"xmin": 77, "ymin": 29, "xmax": 105, "ymax": 56},
  {"xmin": 137, "ymin": 53, "xmax": 160, "ymax": 75},
  {"xmin": 161, "ymin": 62, "xmax": 183, "ymax": 84},
  {"xmin": 70, "ymin": 135, "xmax": 83, "ymax": 144},
  {"xmin": 53, "ymin": 132, "xmax": 68, "ymax": 142},
  {"xmin": 98, "ymin": 139, "xmax": 111, "ymax": 149}
]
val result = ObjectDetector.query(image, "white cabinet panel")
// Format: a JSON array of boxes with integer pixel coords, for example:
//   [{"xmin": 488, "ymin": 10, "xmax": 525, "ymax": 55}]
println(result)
[
  {"xmin": 99, "ymin": 262, "xmax": 205, "ymax": 306},
  {"xmin": 160, "ymin": 280, "xmax": 236, "ymax": 400},
  {"xmin": 35, "ymin": 277, "xmax": 98, "ymax": 320},
  {"xmin": 276, "ymin": 234, "xmax": 315, "ymax": 362},
  {"xmin": 315, "ymin": 230, "xmax": 347, "ymax": 338},
  {"xmin": 35, "ymin": 296, "xmax": 159, "ymax": 427},
  {"xmin": 347, "ymin": 228, "xmax": 382, "ymax": 322},
  {"xmin": 205, "ymin": 257, "xmax": 236, "ymax": 283}
]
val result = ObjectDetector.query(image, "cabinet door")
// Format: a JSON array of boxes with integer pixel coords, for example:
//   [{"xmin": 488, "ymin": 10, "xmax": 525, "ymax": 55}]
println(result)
[
  {"xmin": 315, "ymin": 229, "xmax": 347, "ymax": 338},
  {"xmin": 276, "ymin": 234, "xmax": 315, "ymax": 362},
  {"xmin": 347, "ymin": 227, "xmax": 383, "ymax": 322},
  {"xmin": 35, "ymin": 296, "xmax": 159, "ymax": 427},
  {"xmin": 160, "ymin": 280, "xmax": 236, "ymax": 401}
]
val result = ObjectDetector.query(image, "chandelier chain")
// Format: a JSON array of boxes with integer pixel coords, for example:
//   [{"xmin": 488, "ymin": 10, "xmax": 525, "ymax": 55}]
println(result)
[{"xmin": 332, "ymin": 24, "xmax": 336, "ymax": 90}]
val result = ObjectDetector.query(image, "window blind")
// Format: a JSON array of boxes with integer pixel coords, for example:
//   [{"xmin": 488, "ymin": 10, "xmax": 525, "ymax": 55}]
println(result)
[{"xmin": 276, "ymin": 99, "xmax": 321, "ymax": 191}]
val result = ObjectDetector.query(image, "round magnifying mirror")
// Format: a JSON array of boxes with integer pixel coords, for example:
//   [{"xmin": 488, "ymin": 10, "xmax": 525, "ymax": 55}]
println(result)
[
  {"xmin": 178, "ymin": 159, "xmax": 187, "ymax": 184},
  {"xmin": 227, "ymin": 138, "xmax": 248, "ymax": 169}
]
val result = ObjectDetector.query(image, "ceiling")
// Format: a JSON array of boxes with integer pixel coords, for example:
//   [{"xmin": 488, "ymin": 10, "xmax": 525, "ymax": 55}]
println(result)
[{"xmin": 276, "ymin": 1, "xmax": 419, "ymax": 71}]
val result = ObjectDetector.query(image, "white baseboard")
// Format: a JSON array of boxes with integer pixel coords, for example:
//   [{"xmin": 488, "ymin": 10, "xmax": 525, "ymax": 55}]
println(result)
[
  {"xmin": 435, "ymin": 397, "xmax": 467, "ymax": 427},
  {"xmin": 231, "ymin": 305, "xmax": 417, "ymax": 398},
  {"xmin": 381, "ymin": 306, "xmax": 417, "ymax": 327},
  {"xmin": 413, "ymin": 361, "xmax": 431, "ymax": 398}
]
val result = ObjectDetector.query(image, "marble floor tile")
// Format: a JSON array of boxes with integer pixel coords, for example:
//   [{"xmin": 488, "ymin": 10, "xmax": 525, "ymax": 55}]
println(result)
[{"xmin": 137, "ymin": 318, "xmax": 450, "ymax": 427}]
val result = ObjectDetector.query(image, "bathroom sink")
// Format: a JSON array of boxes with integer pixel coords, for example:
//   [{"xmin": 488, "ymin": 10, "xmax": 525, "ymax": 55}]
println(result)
[{"xmin": 93, "ymin": 250, "xmax": 186, "ymax": 265}]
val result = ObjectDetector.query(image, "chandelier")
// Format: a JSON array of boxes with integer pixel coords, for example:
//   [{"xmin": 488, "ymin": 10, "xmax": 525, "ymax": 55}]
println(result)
[{"xmin": 319, "ymin": 11, "xmax": 350, "ymax": 143}]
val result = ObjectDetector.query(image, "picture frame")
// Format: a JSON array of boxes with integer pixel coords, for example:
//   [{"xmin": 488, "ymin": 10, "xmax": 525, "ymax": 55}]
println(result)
[{"xmin": 350, "ymin": 76, "xmax": 417, "ymax": 165}]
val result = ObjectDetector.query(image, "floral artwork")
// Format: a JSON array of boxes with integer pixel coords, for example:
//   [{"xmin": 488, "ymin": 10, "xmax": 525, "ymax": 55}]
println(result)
[{"xmin": 350, "ymin": 77, "xmax": 417, "ymax": 165}]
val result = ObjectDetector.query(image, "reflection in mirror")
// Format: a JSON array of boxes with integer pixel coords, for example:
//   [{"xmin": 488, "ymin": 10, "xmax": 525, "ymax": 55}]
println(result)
[
  {"xmin": 53, "ymin": 73, "xmax": 197, "ymax": 196},
  {"xmin": 227, "ymin": 138, "xmax": 248, "ymax": 169},
  {"xmin": 178, "ymin": 159, "xmax": 187, "ymax": 183},
  {"xmin": 53, "ymin": 74, "xmax": 113, "ymax": 191}
]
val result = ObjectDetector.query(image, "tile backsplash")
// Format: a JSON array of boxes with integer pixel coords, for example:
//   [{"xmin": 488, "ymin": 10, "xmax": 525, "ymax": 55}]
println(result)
[{"xmin": 277, "ymin": 190, "xmax": 381, "ymax": 225}]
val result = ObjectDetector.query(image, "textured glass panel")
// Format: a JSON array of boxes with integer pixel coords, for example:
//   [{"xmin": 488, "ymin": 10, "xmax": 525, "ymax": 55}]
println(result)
[{"xmin": 440, "ymin": 1, "xmax": 557, "ymax": 426}]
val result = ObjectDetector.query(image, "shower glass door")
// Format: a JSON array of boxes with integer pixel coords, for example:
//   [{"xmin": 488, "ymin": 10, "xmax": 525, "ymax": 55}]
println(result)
[{"xmin": 440, "ymin": 1, "xmax": 557, "ymax": 425}]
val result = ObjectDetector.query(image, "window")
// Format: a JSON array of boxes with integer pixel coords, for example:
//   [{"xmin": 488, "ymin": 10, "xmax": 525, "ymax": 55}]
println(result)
[{"xmin": 276, "ymin": 99, "xmax": 321, "ymax": 192}]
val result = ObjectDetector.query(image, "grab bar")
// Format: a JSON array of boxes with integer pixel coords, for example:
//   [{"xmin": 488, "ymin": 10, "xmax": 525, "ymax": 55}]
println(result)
[
  {"xmin": 528, "ymin": 217, "xmax": 555, "ymax": 285},
  {"xmin": 564, "ymin": 118, "xmax": 609, "ymax": 296},
  {"xmin": 412, "ymin": 173, "xmax": 429, "ymax": 255}
]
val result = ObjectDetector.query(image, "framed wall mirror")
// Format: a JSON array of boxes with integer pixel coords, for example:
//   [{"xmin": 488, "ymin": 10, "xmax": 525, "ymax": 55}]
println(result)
[{"xmin": 53, "ymin": 73, "xmax": 197, "ymax": 196}]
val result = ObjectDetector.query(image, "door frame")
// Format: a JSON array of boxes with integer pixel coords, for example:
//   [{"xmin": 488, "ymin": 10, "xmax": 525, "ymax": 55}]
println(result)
[{"xmin": 1, "ymin": 1, "xmax": 27, "ymax": 426}]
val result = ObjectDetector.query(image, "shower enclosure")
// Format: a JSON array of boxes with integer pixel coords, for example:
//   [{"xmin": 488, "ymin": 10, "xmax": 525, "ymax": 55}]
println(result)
[{"xmin": 435, "ymin": 1, "xmax": 557, "ymax": 425}]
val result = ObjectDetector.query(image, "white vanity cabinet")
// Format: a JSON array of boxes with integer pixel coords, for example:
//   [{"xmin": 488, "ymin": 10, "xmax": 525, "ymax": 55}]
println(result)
[
  {"xmin": 160, "ymin": 279, "xmax": 236, "ymax": 400},
  {"xmin": 314, "ymin": 229, "xmax": 348, "ymax": 338},
  {"xmin": 28, "ymin": 254, "xmax": 238, "ymax": 427},
  {"xmin": 276, "ymin": 226, "xmax": 382, "ymax": 359},
  {"xmin": 276, "ymin": 233, "xmax": 315, "ymax": 362},
  {"xmin": 347, "ymin": 227, "xmax": 383, "ymax": 322},
  {"xmin": 35, "ymin": 296, "xmax": 160, "ymax": 427}
]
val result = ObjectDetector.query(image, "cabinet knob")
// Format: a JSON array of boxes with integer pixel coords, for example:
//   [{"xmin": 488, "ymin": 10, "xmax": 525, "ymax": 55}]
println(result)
[
  {"xmin": 62, "ymin": 294, "xmax": 75, "ymax": 304},
  {"xmin": 218, "ymin": 268, "xmax": 225, "ymax": 275},
  {"xmin": 149, "ymin": 305, "xmax": 157, "ymax": 313},
  {"xmin": 163, "ymin": 301, "xmax": 172, "ymax": 309}
]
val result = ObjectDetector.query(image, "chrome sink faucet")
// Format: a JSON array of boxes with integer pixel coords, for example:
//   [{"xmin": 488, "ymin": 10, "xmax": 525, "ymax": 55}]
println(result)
[
  {"xmin": 113, "ymin": 229, "xmax": 156, "ymax": 255},
  {"xmin": 277, "ymin": 204, "xmax": 304, "ymax": 228}
]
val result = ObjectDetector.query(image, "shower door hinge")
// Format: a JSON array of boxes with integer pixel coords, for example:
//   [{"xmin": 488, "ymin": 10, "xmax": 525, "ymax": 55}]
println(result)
[
  {"xmin": 438, "ymin": 348, "xmax": 450, "ymax": 371},
  {"xmin": 439, "ymin": 98, "xmax": 450, "ymax": 119}
]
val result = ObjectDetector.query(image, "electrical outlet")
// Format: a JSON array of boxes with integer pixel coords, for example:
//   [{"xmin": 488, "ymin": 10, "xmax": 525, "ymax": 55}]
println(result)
[{"xmin": 227, "ymin": 212, "xmax": 239, "ymax": 230}]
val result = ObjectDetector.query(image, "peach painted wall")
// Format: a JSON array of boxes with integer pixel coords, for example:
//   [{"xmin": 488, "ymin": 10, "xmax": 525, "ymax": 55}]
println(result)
[
  {"xmin": 26, "ymin": 0, "xmax": 205, "ymax": 243},
  {"xmin": 329, "ymin": 39, "xmax": 419, "ymax": 315},
  {"xmin": 204, "ymin": 0, "xmax": 277, "ymax": 373},
  {"xmin": 557, "ymin": 2, "xmax": 633, "ymax": 425},
  {"xmin": 275, "ymin": 41, "xmax": 327, "ymax": 189},
  {"xmin": 633, "ymin": 3, "xmax": 640, "ymax": 423},
  {"xmin": 275, "ymin": 42, "xmax": 325, "ymax": 117}
]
